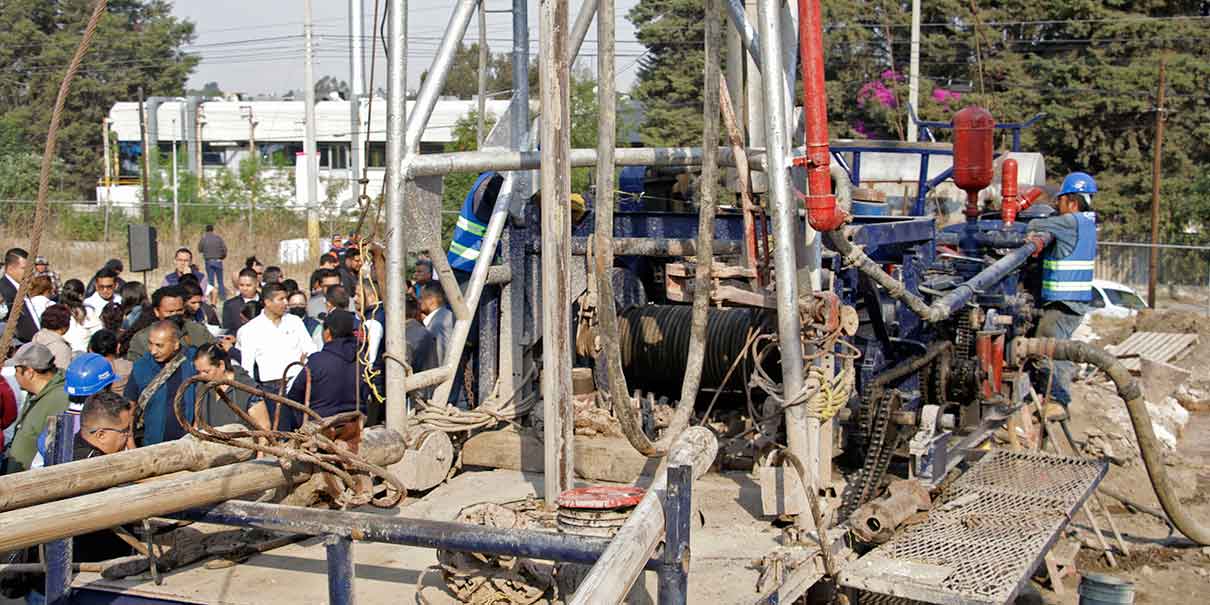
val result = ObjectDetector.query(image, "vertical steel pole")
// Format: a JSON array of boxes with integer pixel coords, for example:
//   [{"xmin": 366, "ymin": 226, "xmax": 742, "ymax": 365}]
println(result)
[
  {"xmin": 102, "ymin": 117, "xmax": 111, "ymax": 241},
  {"xmin": 138, "ymin": 87, "xmax": 151, "ymax": 222},
  {"xmin": 349, "ymin": 0, "xmax": 364, "ymax": 207},
  {"xmin": 743, "ymin": 1, "xmax": 767, "ymax": 194},
  {"xmin": 756, "ymin": 0, "xmax": 809, "ymax": 481},
  {"xmin": 172, "ymin": 116, "xmax": 179, "ymax": 246},
  {"xmin": 324, "ymin": 535, "xmax": 356, "ymax": 605},
  {"xmin": 304, "ymin": 0, "xmax": 321, "ymax": 256},
  {"xmin": 477, "ymin": 0, "xmax": 488, "ymax": 147},
  {"xmin": 385, "ymin": 0, "xmax": 408, "ymax": 427},
  {"xmin": 539, "ymin": 0, "xmax": 575, "ymax": 505},
  {"xmin": 404, "ymin": 0, "xmax": 479, "ymax": 154},
  {"xmin": 907, "ymin": 0, "xmax": 920, "ymax": 142},
  {"xmin": 1147, "ymin": 57, "xmax": 1167, "ymax": 309},
  {"xmin": 657, "ymin": 464, "xmax": 693, "ymax": 605},
  {"xmin": 44, "ymin": 414, "xmax": 74, "ymax": 605},
  {"xmin": 569, "ymin": 0, "xmax": 599, "ymax": 59},
  {"xmin": 500, "ymin": 0, "xmax": 530, "ymax": 398}
]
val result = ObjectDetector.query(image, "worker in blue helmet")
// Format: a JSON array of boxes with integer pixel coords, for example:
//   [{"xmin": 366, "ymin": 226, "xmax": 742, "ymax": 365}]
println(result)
[
  {"xmin": 30, "ymin": 353, "xmax": 117, "ymax": 468},
  {"xmin": 1024, "ymin": 172, "xmax": 1097, "ymax": 421}
]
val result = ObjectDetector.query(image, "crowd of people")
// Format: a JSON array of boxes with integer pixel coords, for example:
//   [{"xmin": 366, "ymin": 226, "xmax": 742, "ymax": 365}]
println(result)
[{"xmin": 0, "ymin": 226, "xmax": 454, "ymax": 479}]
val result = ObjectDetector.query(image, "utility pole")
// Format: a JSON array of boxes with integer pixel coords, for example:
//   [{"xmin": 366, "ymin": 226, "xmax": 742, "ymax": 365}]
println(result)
[
  {"xmin": 384, "ymin": 0, "xmax": 408, "ymax": 428},
  {"xmin": 137, "ymin": 87, "xmax": 151, "ymax": 222},
  {"xmin": 102, "ymin": 117, "xmax": 112, "ymax": 241},
  {"xmin": 172, "ymin": 114, "xmax": 180, "ymax": 246},
  {"xmin": 1147, "ymin": 56, "xmax": 1167, "ymax": 309},
  {"xmin": 304, "ymin": 0, "xmax": 321, "ymax": 258},
  {"xmin": 244, "ymin": 106, "xmax": 257, "ymax": 237},
  {"xmin": 477, "ymin": 0, "xmax": 488, "ymax": 147},
  {"xmin": 349, "ymin": 0, "xmax": 364, "ymax": 210},
  {"xmin": 907, "ymin": 0, "xmax": 921, "ymax": 142},
  {"xmin": 195, "ymin": 105, "xmax": 205, "ymax": 193}
]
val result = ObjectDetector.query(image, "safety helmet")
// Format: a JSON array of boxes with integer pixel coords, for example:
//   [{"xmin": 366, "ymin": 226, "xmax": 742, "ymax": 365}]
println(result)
[
  {"xmin": 65, "ymin": 353, "xmax": 116, "ymax": 397},
  {"xmin": 1057, "ymin": 172, "xmax": 1097, "ymax": 197},
  {"xmin": 569, "ymin": 193, "xmax": 587, "ymax": 223}
]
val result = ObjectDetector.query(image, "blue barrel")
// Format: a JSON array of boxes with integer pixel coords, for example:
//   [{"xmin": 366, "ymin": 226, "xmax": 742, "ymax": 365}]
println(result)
[
  {"xmin": 852, "ymin": 200, "xmax": 889, "ymax": 216},
  {"xmin": 1078, "ymin": 572, "xmax": 1135, "ymax": 604}
]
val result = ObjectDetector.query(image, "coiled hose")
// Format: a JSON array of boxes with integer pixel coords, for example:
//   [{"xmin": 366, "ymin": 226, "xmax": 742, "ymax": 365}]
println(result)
[{"xmin": 1013, "ymin": 337, "xmax": 1210, "ymax": 546}]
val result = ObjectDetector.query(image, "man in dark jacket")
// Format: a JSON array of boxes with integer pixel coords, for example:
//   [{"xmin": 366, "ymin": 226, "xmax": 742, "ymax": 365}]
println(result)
[
  {"xmin": 337, "ymin": 248, "xmax": 363, "ymax": 298},
  {"xmin": 124, "ymin": 321, "xmax": 198, "ymax": 445},
  {"xmin": 0, "ymin": 247, "xmax": 37, "ymax": 343},
  {"xmin": 286, "ymin": 310, "xmax": 365, "ymax": 430},
  {"xmin": 198, "ymin": 225, "xmax": 228, "ymax": 299},
  {"xmin": 222, "ymin": 268, "xmax": 260, "ymax": 332}
]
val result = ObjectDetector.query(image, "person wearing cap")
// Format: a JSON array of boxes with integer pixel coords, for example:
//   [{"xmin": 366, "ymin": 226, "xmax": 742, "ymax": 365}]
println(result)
[
  {"xmin": 28, "ymin": 352, "xmax": 116, "ymax": 469},
  {"xmin": 285, "ymin": 310, "xmax": 365, "ymax": 431},
  {"xmin": 2, "ymin": 343, "xmax": 68, "ymax": 474},
  {"xmin": 32, "ymin": 256, "xmax": 60, "ymax": 300},
  {"xmin": 1025, "ymin": 171, "xmax": 1098, "ymax": 421}
]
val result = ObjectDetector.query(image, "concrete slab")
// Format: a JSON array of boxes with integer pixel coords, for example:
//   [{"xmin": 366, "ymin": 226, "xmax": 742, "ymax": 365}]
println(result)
[{"xmin": 71, "ymin": 470, "xmax": 783, "ymax": 604}]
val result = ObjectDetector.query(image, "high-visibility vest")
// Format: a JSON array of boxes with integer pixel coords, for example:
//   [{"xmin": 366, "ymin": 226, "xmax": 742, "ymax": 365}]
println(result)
[
  {"xmin": 447, "ymin": 171, "xmax": 497, "ymax": 273},
  {"xmin": 1041, "ymin": 211, "xmax": 1096, "ymax": 302}
]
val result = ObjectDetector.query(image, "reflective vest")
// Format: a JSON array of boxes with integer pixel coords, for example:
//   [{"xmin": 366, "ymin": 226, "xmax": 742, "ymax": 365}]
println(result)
[
  {"xmin": 447, "ymin": 171, "xmax": 497, "ymax": 273},
  {"xmin": 1042, "ymin": 211, "xmax": 1096, "ymax": 302}
]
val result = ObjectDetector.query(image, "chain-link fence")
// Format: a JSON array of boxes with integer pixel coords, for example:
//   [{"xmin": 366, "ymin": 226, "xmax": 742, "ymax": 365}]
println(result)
[{"xmin": 1096, "ymin": 241, "xmax": 1210, "ymax": 314}]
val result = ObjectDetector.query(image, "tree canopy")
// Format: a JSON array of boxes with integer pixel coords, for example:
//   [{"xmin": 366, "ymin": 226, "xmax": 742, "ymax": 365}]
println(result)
[{"xmin": 0, "ymin": 0, "xmax": 197, "ymax": 197}]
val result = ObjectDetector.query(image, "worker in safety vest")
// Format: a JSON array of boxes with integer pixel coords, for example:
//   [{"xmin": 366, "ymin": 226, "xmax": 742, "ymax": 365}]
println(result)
[
  {"xmin": 1025, "ymin": 172, "xmax": 1097, "ymax": 421},
  {"xmin": 448, "ymin": 172, "xmax": 588, "ymax": 275}
]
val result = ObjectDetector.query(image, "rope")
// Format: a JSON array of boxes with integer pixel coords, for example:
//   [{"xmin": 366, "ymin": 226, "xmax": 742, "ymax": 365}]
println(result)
[
  {"xmin": 0, "ymin": 0, "xmax": 108, "ymax": 356},
  {"xmin": 408, "ymin": 366, "xmax": 539, "ymax": 434},
  {"xmin": 170, "ymin": 375, "xmax": 406, "ymax": 509}
]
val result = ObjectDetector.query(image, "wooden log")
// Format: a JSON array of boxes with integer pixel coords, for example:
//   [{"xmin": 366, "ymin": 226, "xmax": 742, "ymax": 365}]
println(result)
[
  {"xmin": 567, "ymin": 427, "xmax": 718, "ymax": 605},
  {"xmin": 0, "ymin": 426, "xmax": 406, "ymax": 553},
  {"xmin": 0, "ymin": 425, "xmax": 254, "ymax": 512}
]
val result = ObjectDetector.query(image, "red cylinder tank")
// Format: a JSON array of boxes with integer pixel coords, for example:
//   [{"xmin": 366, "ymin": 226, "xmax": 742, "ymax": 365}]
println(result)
[{"xmin": 952, "ymin": 106, "xmax": 995, "ymax": 219}]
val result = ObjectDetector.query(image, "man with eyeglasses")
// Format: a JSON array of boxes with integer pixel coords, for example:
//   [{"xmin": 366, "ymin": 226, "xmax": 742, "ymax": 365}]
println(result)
[
  {"xmin": 84, "ymin": 267, "xmax": 122, "ymax": 320},
  {"xmin": 75, "ymin": 390, "xmax": 134, "ymax": 458}
]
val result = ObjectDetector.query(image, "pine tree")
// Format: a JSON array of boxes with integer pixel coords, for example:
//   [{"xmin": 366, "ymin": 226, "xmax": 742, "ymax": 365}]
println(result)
[{"xmin": 629, "ymin": 0, "xmax": 707, "ymax": 146}]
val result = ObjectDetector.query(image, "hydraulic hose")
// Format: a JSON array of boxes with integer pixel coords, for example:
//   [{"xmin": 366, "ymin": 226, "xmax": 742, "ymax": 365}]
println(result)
[
  {"xmin": 1012, "ymin": 337, "xmax": 1210, "ymax": 546},
  {"xmin": 824, "ymin": 230, "xmax": 1051, "ymax": 323}
]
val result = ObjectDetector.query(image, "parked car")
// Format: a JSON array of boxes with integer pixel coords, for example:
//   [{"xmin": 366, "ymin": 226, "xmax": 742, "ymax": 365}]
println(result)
[{"xmin": 1089, "ymin": 279, "xmax": 1148, "ymax": 318}]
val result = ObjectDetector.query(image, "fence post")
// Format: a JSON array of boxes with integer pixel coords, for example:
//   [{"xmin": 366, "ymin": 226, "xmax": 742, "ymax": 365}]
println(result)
[
  {"xmin": 325, "ymin": 534, "xmax": 356, "ymax": 605},
  {"xmin": 44, "ymin": 413, "xmax": 75, "ymax": 604},
  {"xmin": 658, "ymin": 464, "xmax": 693, "ymax": 605}
]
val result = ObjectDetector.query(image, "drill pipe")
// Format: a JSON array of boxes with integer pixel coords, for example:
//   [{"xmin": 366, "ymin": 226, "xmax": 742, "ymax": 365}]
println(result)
[{"xmin": 1012, "ymin": 338, "xmax": 1210, "ymax": 546}]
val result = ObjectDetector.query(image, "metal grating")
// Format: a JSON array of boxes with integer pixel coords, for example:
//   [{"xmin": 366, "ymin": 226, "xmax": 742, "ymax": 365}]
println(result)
[
  {"xmin": 840, "ymin": 450, "xmax": 1107, "ymax": 605},
  {"xmin": 1105, "ymin": 331, "xmax": 1198, "ymax": 372}
]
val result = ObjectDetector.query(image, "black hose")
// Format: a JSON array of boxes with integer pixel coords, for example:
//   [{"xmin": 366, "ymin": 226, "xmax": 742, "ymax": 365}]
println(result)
[{"xmin": 1012, "ymin": 337, "xmax": 1210, "ymax": 546}]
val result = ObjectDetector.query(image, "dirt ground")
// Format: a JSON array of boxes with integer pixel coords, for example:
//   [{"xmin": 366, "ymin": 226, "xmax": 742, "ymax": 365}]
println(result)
[{"xmin": 1033, "ymin": 310, "xmax": 1210, "ymax": 603}]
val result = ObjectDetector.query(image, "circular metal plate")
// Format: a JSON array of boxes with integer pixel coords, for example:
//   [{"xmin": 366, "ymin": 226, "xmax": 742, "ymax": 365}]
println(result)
[{"xmin": 556, "ymin": 486, "xmax": 645, "ymax": 510}]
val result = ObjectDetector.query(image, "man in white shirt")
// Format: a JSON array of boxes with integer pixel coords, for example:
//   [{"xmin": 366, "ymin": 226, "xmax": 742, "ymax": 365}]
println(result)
[
  {"xmin": 236, "ymin": 282, "xmax": 317, "ymax": 392},
  {"xmin": 83, "ymin": 268, "xmax": 122, "ymax": 319}
]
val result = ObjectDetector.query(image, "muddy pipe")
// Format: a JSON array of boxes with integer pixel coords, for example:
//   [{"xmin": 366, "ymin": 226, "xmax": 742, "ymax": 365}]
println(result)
[{"xmin": 1012, "ymin": 337, "xmax": 1210, "ymax": 546}]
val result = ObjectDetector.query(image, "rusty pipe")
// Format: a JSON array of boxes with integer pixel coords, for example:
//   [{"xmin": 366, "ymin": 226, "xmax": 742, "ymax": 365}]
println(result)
[
  {"xmin": 1000, "ymin": 158, "xmax": 1019, "ymax": 225},
  {"xmin": 794, "ymin": 0, "xmax": 846, "ymax": 232}
]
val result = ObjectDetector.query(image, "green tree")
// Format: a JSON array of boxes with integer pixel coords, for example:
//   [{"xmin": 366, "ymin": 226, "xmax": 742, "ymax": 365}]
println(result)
[
  {"xmin": 0, "ymin": 0, "xmax": 197, "ymax": 197},
  {"xmin": 419, "ymin": 43, "xmax": 518, "ymax": 99},
  {"xmin": 629, "ymin": 0, "xmax": 706, "ymax": 146}
]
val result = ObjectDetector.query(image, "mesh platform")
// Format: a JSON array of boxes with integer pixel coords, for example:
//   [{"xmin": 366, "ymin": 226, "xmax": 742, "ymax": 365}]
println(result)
[{"xmin": 839, "ymin": 450, "xmax": 1107, "ymax": 605}]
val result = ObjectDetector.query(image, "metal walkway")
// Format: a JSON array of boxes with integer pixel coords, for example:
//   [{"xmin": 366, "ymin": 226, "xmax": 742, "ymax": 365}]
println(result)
[{"xmin": 839, "ymin": 450, "xmax": 1108, "ymax": 605}]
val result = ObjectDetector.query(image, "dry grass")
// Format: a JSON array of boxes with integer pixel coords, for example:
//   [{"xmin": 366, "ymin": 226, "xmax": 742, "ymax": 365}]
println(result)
[{"xmin": 0, "ymin": 215, "xmax": 326, "ymax": 287}]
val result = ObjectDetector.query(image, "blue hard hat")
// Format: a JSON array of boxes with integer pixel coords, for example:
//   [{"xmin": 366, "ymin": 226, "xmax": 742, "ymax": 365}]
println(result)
[
  {"xmin": 65, "ymin": 353, "xmax": 116, "ymax": 397},
  {"xmin": 1057, "ymin": 172, "xmax": 1097, "ymax": 197}
]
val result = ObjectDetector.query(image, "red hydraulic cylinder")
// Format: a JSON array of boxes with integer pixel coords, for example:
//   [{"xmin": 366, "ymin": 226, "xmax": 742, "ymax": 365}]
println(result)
[
  {"xmin": 793, "ymin": 0, "xmax": 846, "ymax": 232},
  {"xmin": 1018, "ymin": 186, "xmax": 1044, "ymax": 213},
  {"xmin": 1000, "ymin": 158, "xmax": 1019, "ymax": 225}
]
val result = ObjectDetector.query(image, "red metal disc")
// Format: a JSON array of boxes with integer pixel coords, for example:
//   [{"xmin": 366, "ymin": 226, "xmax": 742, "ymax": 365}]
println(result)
[{"xmin": 556, "ymin": 486, "xmax": 645, "ymax": 510}]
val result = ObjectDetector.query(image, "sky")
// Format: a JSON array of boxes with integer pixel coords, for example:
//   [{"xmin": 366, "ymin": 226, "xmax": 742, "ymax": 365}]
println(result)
[{"xmin": 172, "ymin": 0, "xmax": 644, "ymax": 97}]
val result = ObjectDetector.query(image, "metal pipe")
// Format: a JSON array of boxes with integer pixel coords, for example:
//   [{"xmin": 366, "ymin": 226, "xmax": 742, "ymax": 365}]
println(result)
[
  {"xmin": 1001, "ymin": 157, "xmax": 1019, "ymax": 225},
  {"xmin": 325, "ymin": 535, "xmax": 355, "ymax": 605},
  {"xmin": 405, "ymin": 146, "xmax": 764, "ymax": 178},
  {"xmin": 384, "ymin": 0, "xmax": 408, "ymax": 427},
  {"xmin": 174, "ymin": 499, "xmax": 663, "ymax": 570},
  {"xmin": 349, "ymin": 0, "xmax": 363, "ymax": 205},
  {"xmin": 427, "ymin": 173, "xmax": 517, "ymax": 406},
  {"xmin": 539, "ymin": 0, "xmax": 575, "ymax": 505},
  {"xmin": 570, "ymin": 237, "xmax": 741, "ymax": 257},
  {"xmin": 756, "ymin": 0, "xmax": 809, "ymax": 486},
  {"xmin": 724, "ymin": 0, "xmax": 762, "ymax": 67},
  {"xmin": 657, "ymin": 464, "xmax": 692, "ymax": 605},
  {"xmin": 477, "ymin": 0, "xmax": 488, "ymax": 147},
  {"xmin": 402, "ymin": 0, "xmax": 478, "ymax": 156},
  {"xmin": 303, "ymin": 0, "xmax": 320, "ymax": 253},
  {"xmin": 569, "ymin": 0, "xmax": 599, "ymax": 59},
  {"xmin": 795, "ymin": 0, "xmax": 845, "ymax": 232}
]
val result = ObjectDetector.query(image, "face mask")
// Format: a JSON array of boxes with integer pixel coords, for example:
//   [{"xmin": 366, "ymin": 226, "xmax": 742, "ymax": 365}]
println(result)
[
  {"xmin": 288, "ymin": 307, "xmax": 307, "ymax": 318},
  {"xmin": 170, "ymin": 314, "xmax": 187, "ymax": 329}
]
